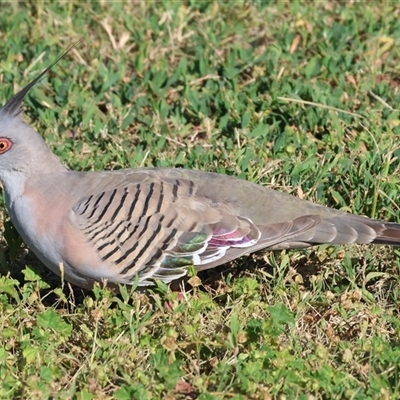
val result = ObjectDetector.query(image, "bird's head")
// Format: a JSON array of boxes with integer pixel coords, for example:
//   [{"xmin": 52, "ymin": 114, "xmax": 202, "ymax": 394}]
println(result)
[{"xmin": 0, "ymin": 40, "xmax": 82, "ymax": 176}]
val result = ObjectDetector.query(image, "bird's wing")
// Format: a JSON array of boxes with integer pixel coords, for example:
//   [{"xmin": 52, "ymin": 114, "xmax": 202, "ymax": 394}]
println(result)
[{"xmin": 71, "ymin": 177, "xmax": 321, "ymax": 285}]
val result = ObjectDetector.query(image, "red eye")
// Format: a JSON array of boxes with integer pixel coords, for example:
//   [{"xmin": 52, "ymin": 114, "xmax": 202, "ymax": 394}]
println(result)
[{"xmin": 0, "ymin": 138, "xmax": 12, "ymax": 154}]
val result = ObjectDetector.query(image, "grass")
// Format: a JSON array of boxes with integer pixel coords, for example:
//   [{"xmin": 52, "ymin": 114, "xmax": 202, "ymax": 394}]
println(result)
[{"xmin": 0, "ymin": 1, "xmax": 400, "ymax": 399}]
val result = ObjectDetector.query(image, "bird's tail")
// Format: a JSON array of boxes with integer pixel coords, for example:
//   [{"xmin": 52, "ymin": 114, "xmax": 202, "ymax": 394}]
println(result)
[{"xmin": 266, "ymin": 214, "xmax": 400, "ymax": 249}]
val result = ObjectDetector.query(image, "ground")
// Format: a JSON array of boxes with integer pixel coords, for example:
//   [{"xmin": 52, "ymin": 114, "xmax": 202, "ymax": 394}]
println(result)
[{"xmin": 0, "ymin": 2, "xmax": 399, "ymax": 399}]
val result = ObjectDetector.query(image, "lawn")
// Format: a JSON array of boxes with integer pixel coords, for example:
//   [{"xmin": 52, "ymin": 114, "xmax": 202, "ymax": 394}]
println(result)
[{"xmin": 0, "ymin": 2, "xmax": 400, "ymax": 399}]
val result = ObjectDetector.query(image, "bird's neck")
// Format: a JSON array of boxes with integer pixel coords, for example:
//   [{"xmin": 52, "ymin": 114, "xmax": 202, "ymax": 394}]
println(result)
[{"xmin": 0, "ymin": 155, "xmax": 67, "ymax": 206}]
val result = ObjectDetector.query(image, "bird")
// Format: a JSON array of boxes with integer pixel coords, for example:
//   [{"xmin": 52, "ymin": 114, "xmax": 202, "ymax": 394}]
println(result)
[{"xmin": 0, "ymin": 44, "xmax": 400, "ymax": 291}]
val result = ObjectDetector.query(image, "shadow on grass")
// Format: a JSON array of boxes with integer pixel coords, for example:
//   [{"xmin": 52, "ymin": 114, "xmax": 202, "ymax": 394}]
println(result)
[{"xmin": 1, "ymin": 238, "xmax": 337, "ymax": 310}]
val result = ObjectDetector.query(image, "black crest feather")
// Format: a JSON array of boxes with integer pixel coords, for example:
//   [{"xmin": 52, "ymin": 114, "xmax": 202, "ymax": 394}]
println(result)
[{"xmin": 1, "ymin": 37, "xmax": 84, "ymax": 118}]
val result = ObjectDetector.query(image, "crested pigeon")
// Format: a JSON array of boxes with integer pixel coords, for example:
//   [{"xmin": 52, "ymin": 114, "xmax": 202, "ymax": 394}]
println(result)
[{"xmin": 1, "ymin": 45, "xmax": 400, "ymax": 290}]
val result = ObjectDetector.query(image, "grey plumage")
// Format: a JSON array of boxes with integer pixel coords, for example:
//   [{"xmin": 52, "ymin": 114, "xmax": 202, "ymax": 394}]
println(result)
[{"xmin": 0, "ymin": 44, "xmax": 399, "ymax": 290}]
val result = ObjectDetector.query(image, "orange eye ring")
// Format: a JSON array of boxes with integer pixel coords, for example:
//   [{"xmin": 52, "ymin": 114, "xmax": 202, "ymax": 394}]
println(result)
[{"xmin": 0, "ymin": 138, "xmax": 12, "ymax": 154}]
